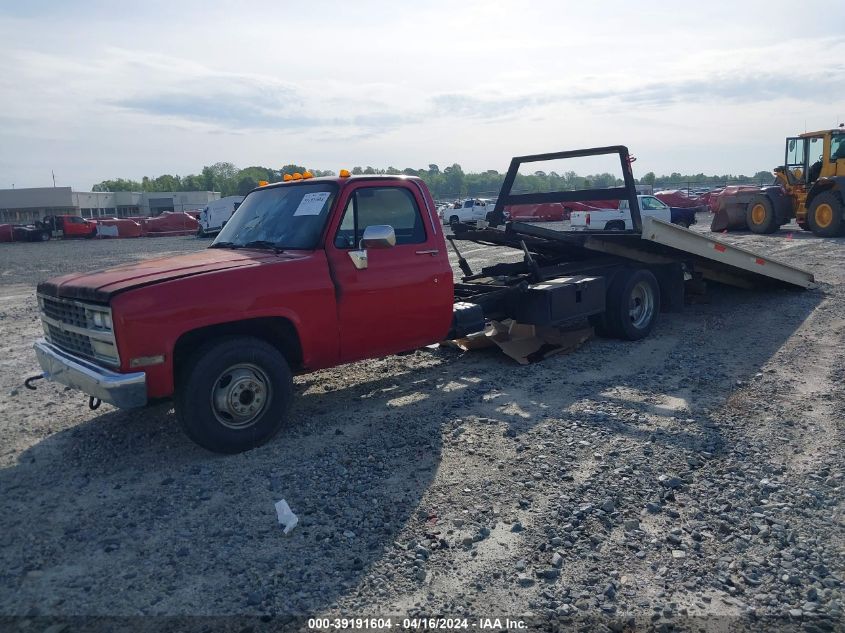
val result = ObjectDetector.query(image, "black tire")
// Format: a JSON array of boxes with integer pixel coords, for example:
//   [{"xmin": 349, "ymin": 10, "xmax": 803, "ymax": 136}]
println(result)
[
  {"xmin": 449, "ymin": 215, "xmax": 460, "ymax": 226},
  {"xmin": 600, "ymin": 268, "xmax": 661, "ymax": 340},
  {"xmin": 175, "ymin": 336, "xmax": 293, "ymax": 454},
  {"xmin": 745, "ymin": 195, "xmax": 778, "ymax": 234},
  {"xmin": 605, "ymin": 220, "xmax": 625, "ymax": 231},
  {"xmin": 674, "ymin": 219, "xmax": 691, "ymax": 229},
  {"xmin": 485, "ymin": 210, "xmax": 504, "ymax": 228},
  {"xmin": 807, "ymin": 191, "xmax": 845, "ymax": 237},
  {"xmin": 40, "ymin": 231, "xmax": 50, "ymax": 241}
]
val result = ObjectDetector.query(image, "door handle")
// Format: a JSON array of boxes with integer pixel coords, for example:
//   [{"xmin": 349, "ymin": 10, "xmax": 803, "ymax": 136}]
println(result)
[{"xmin": 415, "ymin": 249, "xmax": 439, "ymax": 256}]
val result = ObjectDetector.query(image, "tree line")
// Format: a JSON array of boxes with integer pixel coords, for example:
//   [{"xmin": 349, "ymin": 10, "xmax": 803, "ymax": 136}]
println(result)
[{"xmin": 92, "ymin": 162, "xmax": 775, "ymax": 201}]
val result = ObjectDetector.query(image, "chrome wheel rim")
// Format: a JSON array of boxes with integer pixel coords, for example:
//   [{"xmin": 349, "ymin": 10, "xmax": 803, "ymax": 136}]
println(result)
[
  {"xmin": 211, "ymin": 363, "xmax": 271, "ymax": 429},
  {"xmin": 629, "ymin": 281, "xmax": 655, "ymax": 329}
]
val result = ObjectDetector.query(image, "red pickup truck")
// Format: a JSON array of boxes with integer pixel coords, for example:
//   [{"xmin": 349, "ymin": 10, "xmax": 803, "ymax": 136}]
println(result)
[
  {"xmin": 43, "ymin": 214, "xmax": 98, "ymax": 238},
  {"xmin": 31, "ymin": 147, "xmax": 811, "ymax": 453}
]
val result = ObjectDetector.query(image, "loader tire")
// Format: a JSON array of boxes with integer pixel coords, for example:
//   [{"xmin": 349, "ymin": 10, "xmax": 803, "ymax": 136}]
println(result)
[
  {"xmin": 807, "ymin": 192, "xmax": 845, "ymax": 237},
  {"xmin": 745, "ymin": 195, "xmax": 778, "ymax": 234},
  {"xmin": 596, "ymin": 268, "xmax": 661, "ymax": 341}
]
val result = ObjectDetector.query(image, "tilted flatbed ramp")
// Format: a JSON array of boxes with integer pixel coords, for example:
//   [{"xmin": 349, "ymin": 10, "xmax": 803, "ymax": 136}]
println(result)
[
  {"xmin": 468, "ymin": 145, "xmax": 813, "ymax": 290},
  {"xmin": 508, "ymin": 217, "xmax": 814, "ymax": 289}
]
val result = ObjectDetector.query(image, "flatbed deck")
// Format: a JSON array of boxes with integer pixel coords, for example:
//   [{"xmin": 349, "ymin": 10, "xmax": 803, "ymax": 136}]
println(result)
[{"xmin": 502, "ymin": 217, "xmax": 814, "ymax": 289}]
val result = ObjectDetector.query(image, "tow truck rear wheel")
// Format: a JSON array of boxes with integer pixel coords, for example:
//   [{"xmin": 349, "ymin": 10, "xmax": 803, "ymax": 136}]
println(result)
[
  {"xmin": 449, "ymin": 215, "xmax": 460, "ymax": 226},
  {"xmin": 745, "ymin": 195, "xmax": 778, "ymax": 234},
  {"xmin": 807, "ymin": 192, "xmax": 845, "ymax": 237},
  {"xmin": 594, "ymin": 268, "xmax": 661, "ymax": 341},
  {"xmin": 175, "ymin": 336, "xmax": 293, "ymax": 454}
]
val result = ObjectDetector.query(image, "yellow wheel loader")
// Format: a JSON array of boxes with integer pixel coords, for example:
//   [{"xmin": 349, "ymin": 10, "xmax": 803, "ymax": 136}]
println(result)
[{"xmin": 711, "ymin": 127, "xmax": 845, "ymax": 236}]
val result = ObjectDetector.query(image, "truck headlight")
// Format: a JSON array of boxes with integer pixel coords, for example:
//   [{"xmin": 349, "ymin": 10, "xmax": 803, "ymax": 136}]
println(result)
[{"xmin": 87, "ymin": 308, "xmax": 113, "ymax": 331}]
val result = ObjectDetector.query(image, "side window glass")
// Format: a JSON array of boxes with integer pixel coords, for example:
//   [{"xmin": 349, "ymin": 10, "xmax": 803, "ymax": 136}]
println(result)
[
  {"xmin": 830, "ymin": 135, "xmax": 845, "ymax": 161},
  {"xmin": 334, "ymin": 197, "xmax": 357, "ymax": 248},
  {"xmin": 786, "ymin": 138, "xmax": 805, "ymax": 166},
  {"xmin": 334, "ymin": 187, "xmax": 426, "ymax": 248}
]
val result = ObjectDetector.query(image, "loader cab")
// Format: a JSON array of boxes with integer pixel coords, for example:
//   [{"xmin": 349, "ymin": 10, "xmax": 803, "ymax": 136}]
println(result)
[
  {"xmin": 784, "ymin": 137, "xmax": 808, "ymax": 183},
  {"xmin": 789, "ymin": 130, "xmax": 845, "ymax": 184},
  {"xmin": 829, "ymin": 131, "xmax": 845, "ymax": 175}
]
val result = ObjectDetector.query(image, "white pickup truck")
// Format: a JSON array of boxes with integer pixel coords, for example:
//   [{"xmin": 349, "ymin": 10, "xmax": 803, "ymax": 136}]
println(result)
[
  {"xmin": 570, "ymin": 195, "xmax": 671, "ymax": 231},
  {"xmin": 439, "ymin": 198, "xmax": 496, "ymax": 225}
]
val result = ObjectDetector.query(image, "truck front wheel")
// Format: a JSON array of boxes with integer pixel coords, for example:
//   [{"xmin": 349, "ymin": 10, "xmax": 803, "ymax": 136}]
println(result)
[
  {"xmin": 175, "ymin": 336, "xmax": 293, "ymax": 454},
  {"xmin": 595, "ymin": 268, "xmax": 661, "ymax": 341}
]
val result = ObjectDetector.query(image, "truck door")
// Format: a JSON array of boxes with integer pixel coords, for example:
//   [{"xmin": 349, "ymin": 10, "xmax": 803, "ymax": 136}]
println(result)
[
  {"xmin": 325, "ymin": 183, "xmax": 453, "ymax": 362},
  {"xmin": 640, "ymin": 196, "xmax": 672, "ymax": 225},
  {"xmin": 474, "ymin": 200, "xmax": 487, "ymax": 221}
]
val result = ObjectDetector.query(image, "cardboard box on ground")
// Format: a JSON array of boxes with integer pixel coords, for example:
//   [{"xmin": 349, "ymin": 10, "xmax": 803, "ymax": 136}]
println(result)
[{"xmin": 447, "ymin": 319, "xmax": 593, "ymax": 364}]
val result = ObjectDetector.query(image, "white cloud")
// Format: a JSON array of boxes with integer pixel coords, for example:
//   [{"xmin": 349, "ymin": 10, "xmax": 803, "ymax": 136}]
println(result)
[{"xmin": 0, "ymin": 0, "xmax": 843, "ymax": 188}]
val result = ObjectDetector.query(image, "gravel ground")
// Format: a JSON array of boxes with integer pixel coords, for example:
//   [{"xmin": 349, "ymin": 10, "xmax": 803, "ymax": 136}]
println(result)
[{"xmin": 0, "ymin": 219, "xmax": 842, "ymax": 631}]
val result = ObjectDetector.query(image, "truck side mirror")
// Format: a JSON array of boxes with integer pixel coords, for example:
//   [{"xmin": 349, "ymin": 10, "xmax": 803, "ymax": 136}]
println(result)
[
  {"xmin": 349, "ymin": 225, "xmax": 396, "ymax": 270},
  {"xmin": 361, "ymin": 224, "xmax": 396, "ymax": 249}
]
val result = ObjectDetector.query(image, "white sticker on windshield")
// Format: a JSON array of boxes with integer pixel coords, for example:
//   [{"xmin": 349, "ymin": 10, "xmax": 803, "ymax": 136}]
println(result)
[{"xmin": 293, "ymin": 191, "xmax": 331, "ymax": 216}]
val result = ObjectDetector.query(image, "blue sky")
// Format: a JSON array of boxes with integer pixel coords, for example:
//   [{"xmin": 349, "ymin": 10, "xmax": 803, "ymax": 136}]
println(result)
[{"xmin": 1, "ymin": 0, "xmax": 843, "ymax": 189}]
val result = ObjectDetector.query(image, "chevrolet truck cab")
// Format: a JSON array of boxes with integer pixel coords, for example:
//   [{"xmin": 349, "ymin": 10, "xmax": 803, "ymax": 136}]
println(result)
[{"xmin": 35, "ymin": 175, "xmax": 454, "ymax": 453}]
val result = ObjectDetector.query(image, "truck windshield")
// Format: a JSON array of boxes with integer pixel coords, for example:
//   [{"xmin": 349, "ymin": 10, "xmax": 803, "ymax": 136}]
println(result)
[{"xmin": 211, "ymin": 182, "xmax": 337, "ymax": 250}]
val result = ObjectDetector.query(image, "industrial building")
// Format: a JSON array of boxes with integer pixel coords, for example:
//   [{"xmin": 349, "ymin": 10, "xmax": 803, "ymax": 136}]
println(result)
[{"xmin": 0, "ymin": 187, "xmax": 221, "ymax": 223}]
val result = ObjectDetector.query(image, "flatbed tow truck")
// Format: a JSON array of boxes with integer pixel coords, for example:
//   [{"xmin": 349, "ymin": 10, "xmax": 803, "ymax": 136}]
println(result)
[{"xmin": 30, "ymin": 145, "xmax": 813, "ymax": 453}]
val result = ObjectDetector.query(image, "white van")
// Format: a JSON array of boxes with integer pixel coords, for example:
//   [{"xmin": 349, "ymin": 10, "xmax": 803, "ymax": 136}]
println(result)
[{"xmin": 197, "ymin": 196, "xmax": 245, "ymax": 237}]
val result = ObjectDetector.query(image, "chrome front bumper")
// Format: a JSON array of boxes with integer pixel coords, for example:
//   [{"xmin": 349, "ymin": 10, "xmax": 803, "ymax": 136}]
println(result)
[{"xmin": 33, "ymin": 339, "xmax": 147, "ymax": 408}]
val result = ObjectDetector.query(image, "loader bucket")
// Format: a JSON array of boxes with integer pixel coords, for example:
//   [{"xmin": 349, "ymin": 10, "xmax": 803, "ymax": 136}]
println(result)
[{"xmin": 710, "ymin": 204, "xmax": 748, "ymax": 232}]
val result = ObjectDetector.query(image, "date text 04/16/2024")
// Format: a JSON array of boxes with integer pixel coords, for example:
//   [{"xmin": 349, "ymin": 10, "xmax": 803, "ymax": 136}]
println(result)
[{"xmin": 307, "ymin": 618, "xmax": 527, "ymax": 630}]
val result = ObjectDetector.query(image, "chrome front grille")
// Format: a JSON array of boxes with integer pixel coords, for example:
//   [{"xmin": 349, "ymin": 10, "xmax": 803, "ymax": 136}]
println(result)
[
  {"xmin": 46, "ymin": 323, "xmax": 94, "ymax": 358},
  {"xmin": 38, "ymin": 294, "xmax": 119, "ymax": 366},
  {"xmin": 41, "ymin": 295, "xmax": 88, "ymax": 328}
]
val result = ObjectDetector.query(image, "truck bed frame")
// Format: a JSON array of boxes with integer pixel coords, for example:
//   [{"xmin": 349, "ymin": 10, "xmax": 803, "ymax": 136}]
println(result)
[{"xmin": 447, "ymin": 146, "xmax": 813, "ymax": 339}]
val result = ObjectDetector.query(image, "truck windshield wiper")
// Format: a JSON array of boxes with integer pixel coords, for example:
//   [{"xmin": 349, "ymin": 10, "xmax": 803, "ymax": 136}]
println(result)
[{"xmin": 240, "ymin": 240, "xmax": 284, "ymax": 253}]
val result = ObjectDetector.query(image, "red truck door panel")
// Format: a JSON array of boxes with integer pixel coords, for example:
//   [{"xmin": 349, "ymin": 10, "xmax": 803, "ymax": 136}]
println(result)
[{"xmin": 325, "ymin": 183, "xmax": 453, "ymax": 363}]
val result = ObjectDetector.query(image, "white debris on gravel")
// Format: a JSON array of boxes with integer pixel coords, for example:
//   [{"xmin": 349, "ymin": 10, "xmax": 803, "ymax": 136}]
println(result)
[{"xmin": 274, "ymin": 499, "xmax": 298, "ymax": 535}]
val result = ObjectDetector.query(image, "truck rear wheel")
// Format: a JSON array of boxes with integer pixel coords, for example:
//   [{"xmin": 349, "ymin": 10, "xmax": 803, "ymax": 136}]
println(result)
[
  {"xmin": 596, "ymin": 268, "xmax": 661, "ymax": 340},
  {"xmin": 745, "ymin": 195, "xmax": 778, "ymax": 234},
  {"xmin": 807, "ymin": 192, "xmax": 845, "ymax": 237},
  {"xmin": 605, "ymin": 220, "xmax": 625, "ymax": 231},
  {"xmin": 175, "ymin": 336, "xmax": 293, "ymax": 454}
]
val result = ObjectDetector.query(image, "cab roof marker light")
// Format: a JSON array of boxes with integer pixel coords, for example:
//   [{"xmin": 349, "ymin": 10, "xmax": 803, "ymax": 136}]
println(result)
[
  {"xmin": 258, "ymin": 180, "xmax": 269, "ymax": 187},
  {"xmin": 302, "ymin": 171, "xmax": 313, "ymax": 179},
  {"xmin": 339, "ymin": 169, "xmax": 351, "ymax": 178},
  {"xmin": 292, "ymin": 173, "xmax": 303, "ymax": 180},
  {"xmin": 283, "ymin": 174, "xmax": 293, "ymax": 182}
]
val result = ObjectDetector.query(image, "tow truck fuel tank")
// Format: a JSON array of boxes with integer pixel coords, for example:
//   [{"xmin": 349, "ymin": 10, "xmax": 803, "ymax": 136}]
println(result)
[{"xmin": 512, "ymin": 276, "xmax": 605, "ymax": 326}]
